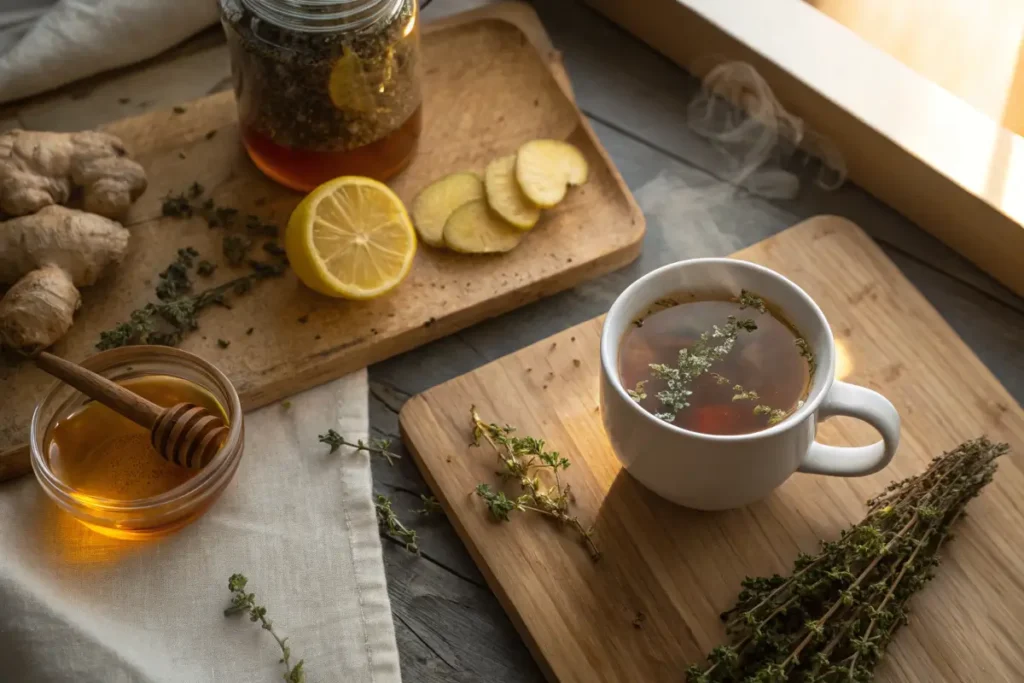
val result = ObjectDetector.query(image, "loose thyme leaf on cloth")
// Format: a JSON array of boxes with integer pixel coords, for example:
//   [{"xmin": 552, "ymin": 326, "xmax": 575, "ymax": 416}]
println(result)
[{"xmin": 686, "ymin": 437, "xmax": 1008, "ymax": 683}]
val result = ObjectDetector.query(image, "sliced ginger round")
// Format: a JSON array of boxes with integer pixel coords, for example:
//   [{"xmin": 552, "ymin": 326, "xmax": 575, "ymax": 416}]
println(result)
[
  {"xmin": 485, "ymin": 155, "xmax": 540, "ymax": 230},
  {"xmin": 443, "ymin": 199, "xmax": 523, "ymax": 254},
  {"xmin": 285, "ymin": 176, "xmax": 416, "ymax": 300},
  {"xmin": 515, "ymin": 139, "xmax": 589, "ymax": 208},
  {"xmin": 411, "ymin": 172, "xmax": 484, "ymax": 248}
]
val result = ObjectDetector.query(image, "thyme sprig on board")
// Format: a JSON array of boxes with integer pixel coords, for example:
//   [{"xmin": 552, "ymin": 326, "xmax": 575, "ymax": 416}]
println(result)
[
  {"xmin": 225, "ymin": 574, "xmax": 305, "ymax": 683},
  {"xmin": 470, "ymin": 407, "xmax": 600, "ymax": 561},
  {"xmin": 97, "ymin": 184, "xmax": 287, "ymax": 350},
  {"xmin": 686, "ymin": 437, "xmax": 1008, "ymax": 683}
]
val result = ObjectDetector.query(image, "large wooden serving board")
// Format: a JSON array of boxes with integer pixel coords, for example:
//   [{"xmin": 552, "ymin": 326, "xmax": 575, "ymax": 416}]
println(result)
[
  {"xmin": 400, "ymin": 217, "xmax": 1024, "ymax": 683},
  {"xmin": 0, "ymin": 5, "xmax": 643, "ymax": 463}
]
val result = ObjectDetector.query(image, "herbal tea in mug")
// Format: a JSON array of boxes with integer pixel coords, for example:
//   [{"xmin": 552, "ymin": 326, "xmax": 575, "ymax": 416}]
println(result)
[{"xmin": 618, "ymin": 291, "xmax": 815, "ymax": 435}]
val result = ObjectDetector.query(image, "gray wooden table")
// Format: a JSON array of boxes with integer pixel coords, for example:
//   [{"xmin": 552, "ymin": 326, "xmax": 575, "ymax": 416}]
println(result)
[{"xmin": 4, "ymin": 1, "xmax": 1022, "ymax": 680}]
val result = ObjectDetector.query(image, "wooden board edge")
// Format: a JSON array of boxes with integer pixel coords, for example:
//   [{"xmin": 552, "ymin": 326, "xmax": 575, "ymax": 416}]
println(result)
[
  {"xmin": 398, "ymin": 396, "xmax": 560, "ymax": 683},
  {"xmin": 582, "ymin": 0, "xmax": 1024, "ymax": 298}
]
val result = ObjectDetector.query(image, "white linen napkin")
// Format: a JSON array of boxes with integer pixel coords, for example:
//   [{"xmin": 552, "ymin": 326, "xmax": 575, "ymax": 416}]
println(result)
[
  {"xmin": 0, "ymin": 370, "xmax": 402, "ymax": 683},
  {"xmin": 0, "ymin": 0, "xmax": 219, "ymax": 103}
]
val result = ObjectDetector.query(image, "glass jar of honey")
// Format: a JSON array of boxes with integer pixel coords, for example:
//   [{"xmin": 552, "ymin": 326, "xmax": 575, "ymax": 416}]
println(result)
[
  {"xmin": 220, "ymin": 0, "xmax": 422, "ymax": 191},
  {"xmin": 30, "ymin": 346, "xmax": 244, "ymax": 540}
]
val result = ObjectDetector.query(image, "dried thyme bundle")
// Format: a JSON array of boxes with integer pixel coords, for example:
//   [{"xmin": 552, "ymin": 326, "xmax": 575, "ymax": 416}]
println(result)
[{"xmin": 687, "ymin": 437, "xmax": 1008, "ymax": 683}]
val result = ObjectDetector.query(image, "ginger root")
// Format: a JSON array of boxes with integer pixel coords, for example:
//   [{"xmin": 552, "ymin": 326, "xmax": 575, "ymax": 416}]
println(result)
[
  {"xmin": 0, "ymin": 129, "xmax": 147, "ymax": 219},
  {"xmin": 0, "ymin": 206, "xmax": 129, "ymax": 352}
]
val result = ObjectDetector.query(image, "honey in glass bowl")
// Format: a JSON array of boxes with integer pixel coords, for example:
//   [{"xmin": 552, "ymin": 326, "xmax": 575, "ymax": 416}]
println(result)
[
  {"xmin": 30, "ymin": 346, "xmax": 244, "ymax": 540},
  {"xmin": 47, "ymin": 375, "xmax": 226, "ymax": 502}
]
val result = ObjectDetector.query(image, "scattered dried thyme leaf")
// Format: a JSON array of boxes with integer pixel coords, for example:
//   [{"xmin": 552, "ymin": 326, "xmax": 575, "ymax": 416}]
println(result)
[
  {"xmin": 155, "ymin": 247, "xmax": 198, "ymax": 301},
  {"xmin": 161, "ymin": 191, "xmax": 193, "ymax": 218},
  {"xmin": 172, "ymin": 105, "xmax": 186, "ymax": 114},
  {"xmin": 263, "ymin": 241, "xmax": 286, "ymax": 258},
  {"xmin": 217, "ymin": 339, "xmax": 230, "ymax": 349},
  {"xmin": 223, "ymin": 234, "xmax": 253, "ymax": 266},
  {"xmin": 196, "ymin": 260, "xmax": 217, "ymax": 277}
]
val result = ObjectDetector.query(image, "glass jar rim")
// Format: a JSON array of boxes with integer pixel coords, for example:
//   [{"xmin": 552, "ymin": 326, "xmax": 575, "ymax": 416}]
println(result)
[
  {"xmin": 29, "ymin": 346, "xmax": 245, "ymax": 514},
  {"xmin": 240, "ymin": 0, "xmax": 404, "ymax": 33}
]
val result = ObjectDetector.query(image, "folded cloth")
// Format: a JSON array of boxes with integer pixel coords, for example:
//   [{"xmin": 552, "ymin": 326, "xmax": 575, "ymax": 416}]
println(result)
[
  {"xmin": 0, "ymin": 0, "xmax": 219, "ymax": 103},
  {"xmin": 0, "ymin": 370, "xmax": 402, "ymax": 683}
]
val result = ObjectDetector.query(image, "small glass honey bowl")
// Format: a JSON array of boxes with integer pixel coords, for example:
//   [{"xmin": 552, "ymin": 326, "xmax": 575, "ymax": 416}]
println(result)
[{"xmin": 30, "ymin": 346, "xmax": 244, "ymax": 540}]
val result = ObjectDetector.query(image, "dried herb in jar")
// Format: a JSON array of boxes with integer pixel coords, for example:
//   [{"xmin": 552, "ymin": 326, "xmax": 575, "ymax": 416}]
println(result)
[{"xmin": 220, "ymin": 0, "xmax": 422, "ymax": 188}]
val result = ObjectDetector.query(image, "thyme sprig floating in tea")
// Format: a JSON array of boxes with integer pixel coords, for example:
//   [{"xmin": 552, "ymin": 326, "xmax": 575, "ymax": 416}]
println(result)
[
  {"xmin": 318, "ymin": 429, "xmax": 401, "ymax": 466},
  {"xmin": 629, "ymin": 290, "xmax": 814, "ymax": 430},
  {"xmin": 648, "ymin": 315, "xmax": 758, "ymax": 421},
  {"xmin": 685, "ymin": 437, "xmax": 1008, "ymax": 683},
  {"xmin": 225, "ymin": 573, "xmax": 305, "ymax": 683},
  {"xmin": 375, "ymin": 494, "xmax": 419, "ymax": 553},
  {"xmin": 470, "ymin": 407, "xmax": 600, "ymax": 561}
]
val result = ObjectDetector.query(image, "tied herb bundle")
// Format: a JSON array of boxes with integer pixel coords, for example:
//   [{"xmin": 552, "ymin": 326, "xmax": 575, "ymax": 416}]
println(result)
[{"xmin": 687, "ymin": 437, "xmax": 1007, "ymax": 683}]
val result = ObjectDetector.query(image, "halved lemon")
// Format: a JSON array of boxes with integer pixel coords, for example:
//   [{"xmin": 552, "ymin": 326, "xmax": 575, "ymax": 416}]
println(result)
[{"xmin": 286, "ymin": 176, "xmax": 417, "ymax": 300}]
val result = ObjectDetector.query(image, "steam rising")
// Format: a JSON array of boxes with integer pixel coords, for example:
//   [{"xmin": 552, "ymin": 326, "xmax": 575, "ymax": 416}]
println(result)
[{"xmin": 687, "ymin": 61, "xmax": 846, "ymax": 199}]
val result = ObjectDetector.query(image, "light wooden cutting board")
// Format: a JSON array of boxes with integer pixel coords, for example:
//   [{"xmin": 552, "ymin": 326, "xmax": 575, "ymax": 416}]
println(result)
[
  {"xmin": 0, "ymin": 5, "xmax": 643, "ymax": 467},
  {"xmin": 400, "ymin": 217, "xmax": 1024, "ymax": 683}
]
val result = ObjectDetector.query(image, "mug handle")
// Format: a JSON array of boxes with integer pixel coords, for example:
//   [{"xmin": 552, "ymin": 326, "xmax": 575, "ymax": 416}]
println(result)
[{"xmin": 799, "ymin": 381, "xmax": 900, "ymax": 476}]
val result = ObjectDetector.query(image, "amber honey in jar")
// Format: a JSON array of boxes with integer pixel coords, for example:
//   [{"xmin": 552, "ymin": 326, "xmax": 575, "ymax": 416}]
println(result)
[
  {"xmin": 220, "ymin": 0, "xmax": 422, "ymax": 191},
  {"xmin": 47, "ymin": 375, "xmax": 226, "ymax": 501}
]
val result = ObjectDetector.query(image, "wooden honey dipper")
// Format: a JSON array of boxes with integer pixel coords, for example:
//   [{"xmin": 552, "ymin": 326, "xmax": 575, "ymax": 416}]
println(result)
[{"xmin": 35, "ymin": 351, "xmax": 228, "ymax": 469}]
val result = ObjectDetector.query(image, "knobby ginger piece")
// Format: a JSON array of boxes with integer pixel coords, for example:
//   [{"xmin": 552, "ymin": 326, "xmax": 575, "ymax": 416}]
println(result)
[
  {"xmin": 0, "ymin": 265, "xmax": 80, "ymax": 351},
  {"xmin": 0, "ymin": 129, "xmax": 147, "ymax": 219},
  {"xmin": 0, "ymin": 206, "xmax": 129, "ymax": 352}
]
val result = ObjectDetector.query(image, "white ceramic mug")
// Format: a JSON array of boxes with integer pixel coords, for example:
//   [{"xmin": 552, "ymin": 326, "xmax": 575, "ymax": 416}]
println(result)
[{"xmin": 599, "ymin": 258, "xmax": 900, "ymax": 510}]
